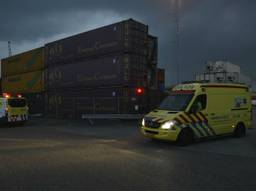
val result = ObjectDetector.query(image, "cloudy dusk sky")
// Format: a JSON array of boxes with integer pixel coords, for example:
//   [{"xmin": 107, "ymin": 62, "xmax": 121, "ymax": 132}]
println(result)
[{"xmin": 0, "ymin": 0, "xmax": 255, "ymax": 86}]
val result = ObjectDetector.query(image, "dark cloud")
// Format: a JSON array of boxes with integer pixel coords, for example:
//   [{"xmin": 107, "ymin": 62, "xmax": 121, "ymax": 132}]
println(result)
[{"xmin": 0, "ymin": 0, "xmax": 255, "ymax": 85}]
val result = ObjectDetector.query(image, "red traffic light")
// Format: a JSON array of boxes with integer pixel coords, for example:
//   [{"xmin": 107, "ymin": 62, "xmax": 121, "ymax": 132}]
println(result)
[{"xmin": 135, "ymin": 87, "xmax": 145, "ymax": 95}]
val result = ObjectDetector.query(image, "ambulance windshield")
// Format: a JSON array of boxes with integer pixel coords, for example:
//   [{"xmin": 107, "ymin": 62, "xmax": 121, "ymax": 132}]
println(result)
[
  {"xmin": 8, "ymin": 99, "xmax": 27, "ymax": 108},
  {"xmin": 158, "ymin": 93, "xmax": 194, "ymax": 111}
]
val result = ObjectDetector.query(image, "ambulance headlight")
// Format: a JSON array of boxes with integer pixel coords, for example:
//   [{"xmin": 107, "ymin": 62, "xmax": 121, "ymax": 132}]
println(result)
[
  {"xmin": 142, "ymin": 118, "xmax": 145, "ymax": 126},
  {"xmin": 161, "ymin": 121, "xmax": 176, "ymax": 130}
]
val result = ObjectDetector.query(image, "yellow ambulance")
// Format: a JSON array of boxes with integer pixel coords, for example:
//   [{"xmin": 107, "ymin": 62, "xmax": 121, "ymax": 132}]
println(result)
[
  {"xmin": 141, "ymin": 82, "xmax": 252, "ymax": 145},
  {"xmin": 0, "ymin": 93, "xmax": 29, "ymax": 125}
]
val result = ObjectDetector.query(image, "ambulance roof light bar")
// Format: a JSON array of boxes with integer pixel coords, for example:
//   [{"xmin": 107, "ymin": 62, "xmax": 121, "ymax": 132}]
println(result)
[
  {"xmin": 3, "ymin": 93, "xmax": 11, "ymax": 98},
  {"xmin": 2, "ymin": 93, "xmax": 23, "ymax": 98}
]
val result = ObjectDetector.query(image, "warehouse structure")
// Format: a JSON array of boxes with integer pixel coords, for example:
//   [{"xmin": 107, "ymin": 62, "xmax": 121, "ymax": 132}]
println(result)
[{"xmin": 0, "ymin": 19, "xmax": 166, "ymax": 119}]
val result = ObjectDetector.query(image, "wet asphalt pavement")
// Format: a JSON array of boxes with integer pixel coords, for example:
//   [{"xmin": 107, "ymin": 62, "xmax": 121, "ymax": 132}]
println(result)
[{"xmin": 0, "ymin": 109, "xmax": 256, "ymax": 191}]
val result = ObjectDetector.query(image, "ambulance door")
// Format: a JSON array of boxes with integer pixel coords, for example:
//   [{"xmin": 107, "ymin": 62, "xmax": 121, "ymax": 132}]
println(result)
[
  {"xmin": 207, "ymin": 94, "xmax": 231, "ymax": 135},
  {"xmin": 189, "ymin": 94, "xmax": 216, "ymax": 137}
]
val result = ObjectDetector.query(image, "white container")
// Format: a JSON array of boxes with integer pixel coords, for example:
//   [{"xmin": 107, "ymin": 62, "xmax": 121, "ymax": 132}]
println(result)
[{"xmin": 206, "ymin": 61, "xmax": 241, "ymax": 73}]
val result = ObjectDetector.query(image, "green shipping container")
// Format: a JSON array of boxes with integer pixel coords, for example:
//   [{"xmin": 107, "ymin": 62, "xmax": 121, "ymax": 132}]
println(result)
[
  {"xmin": 1, "ymin": 47, "xmax": 44, "ymax": 77},
  {"xmin": 2, "ymin": 70, "xmax": 45, "ymax": 94}
]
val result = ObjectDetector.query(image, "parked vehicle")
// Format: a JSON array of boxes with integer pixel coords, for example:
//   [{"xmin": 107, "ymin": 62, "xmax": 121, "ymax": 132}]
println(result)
[{"xmin": 0, "ymin": 93, "xmax": 29, "ymax": 125}]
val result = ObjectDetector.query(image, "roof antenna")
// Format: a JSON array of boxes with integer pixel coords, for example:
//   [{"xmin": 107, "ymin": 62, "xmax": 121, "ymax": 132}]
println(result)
[{"xmin": 8, "ymin": 41, "xmax": 12, "ymax": 57}]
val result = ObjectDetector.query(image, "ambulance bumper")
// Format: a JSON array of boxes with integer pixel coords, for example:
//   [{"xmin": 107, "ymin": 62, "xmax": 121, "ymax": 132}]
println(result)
[
  {"xmin": 8, "ymin": 115, "xmax": 28, "ymax": 123},
  {"xmin": 141, "ymin": 127, "xmax": 180, "ymax": 141}
]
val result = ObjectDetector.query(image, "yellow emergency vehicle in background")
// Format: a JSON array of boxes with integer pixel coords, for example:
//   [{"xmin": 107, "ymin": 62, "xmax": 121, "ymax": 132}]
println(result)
[
  {"xmin": 0, "ymin": 93, "xmax": 29, "ymax": 125},
  {"xmin": 252, "ymin": 92, "xmax": 256, "ymax": 107},
  {"xmin": 141, "ymin": 82, "xmax": 252, "ymax": 146}
]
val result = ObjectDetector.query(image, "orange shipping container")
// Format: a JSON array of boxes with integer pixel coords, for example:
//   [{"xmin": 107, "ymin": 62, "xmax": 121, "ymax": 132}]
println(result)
[
  {"xmin": 157, "ymin": 68, "xmax": 165, "ymax": 82},
  {"xmin": 1, "ymin": 47, "xmax": 44, "ymax": 77},
  {"xmin": 2, "ymin": 70, "xmax": 44, "ymax": 94}
]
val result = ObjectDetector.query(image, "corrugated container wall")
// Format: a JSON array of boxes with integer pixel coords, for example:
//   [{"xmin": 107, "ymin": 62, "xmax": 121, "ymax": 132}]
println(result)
[
  {"xmin": 2, "ymin": 70, "xmax": 44, "ymax": 94},
  {"xmin": 147, "ymin": 35, "xmax": 158, "ymax": 88},
  {"xmin": 46, "ymin": 88, "xmax": 164, "ymax": 119},
  {"xmin": 0, "ymin": 19, "xmax": 163, "ymax": 117},
  {"xmin": 147, "ymin": 35, "xmax": 158, "ymax": 65},
  {"xmin": 45, "ymin": 19, "xmax": 148, "ymax": 66},
  {"xmin": 46, "ymin": 54, "xmax": 147, "ymax": 90},
  {"xmin": 23, "ymin": 93, "xmax": 46, "ymax": 114},
  {"xmin": 1, "ymin": 47, "xmax": 44, "ymax": 77},
  {"xmin": 157, "ymin": 68, "xmax": 165, "ymax": 91}
]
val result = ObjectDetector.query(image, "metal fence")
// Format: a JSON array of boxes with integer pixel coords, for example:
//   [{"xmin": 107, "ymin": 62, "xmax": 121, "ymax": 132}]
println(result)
[{"xmin": 47, "ymin": 96, "xmax": 152, "ymax": 119}]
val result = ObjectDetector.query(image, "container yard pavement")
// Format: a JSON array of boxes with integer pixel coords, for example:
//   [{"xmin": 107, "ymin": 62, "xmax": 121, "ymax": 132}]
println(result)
[{"xmin": 0, "ymin": 111, "xmax": 256, "ymax": 191}]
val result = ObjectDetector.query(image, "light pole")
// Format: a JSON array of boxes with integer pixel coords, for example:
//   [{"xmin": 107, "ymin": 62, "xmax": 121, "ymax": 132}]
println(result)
[
  {"xmin": 172, "ymin": 0, "xmax": 182, "ymax": 84},
  {"xmin": 8, "ymin": 41, "xmax": 12, "ymax": 57}
]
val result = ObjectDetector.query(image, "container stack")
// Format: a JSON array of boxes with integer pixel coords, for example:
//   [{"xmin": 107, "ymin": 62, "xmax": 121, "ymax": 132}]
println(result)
[
  {"xmin": 45, "ymin": 19, "xmax": 159, "ymax": 118},
  {"xmin": 1, "ymin": 47, "xmax": 45, "ymax": 114},
  {"xmin": 1, "ymin": 19, "xmax": 165, "ymax": 118},
  {"xmin": 147, "ymin": 35, "xmax": 158, "ymax": 89},
  {"xmin": 157, "ymin": 68, "xmax": 165, "ymax": 91}
]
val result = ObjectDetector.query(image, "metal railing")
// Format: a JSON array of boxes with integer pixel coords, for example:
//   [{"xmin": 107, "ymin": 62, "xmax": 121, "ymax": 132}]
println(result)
[{"xmin": 48, "ymin": 96, "xmax": 149, "ymax": 119}]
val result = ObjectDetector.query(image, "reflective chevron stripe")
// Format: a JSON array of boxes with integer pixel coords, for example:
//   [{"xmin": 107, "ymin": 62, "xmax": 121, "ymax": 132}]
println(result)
[
  {"xmin": 174, "ymin": 117, "xmax": 182, "ymax": 125},
  {"xmin": 199, "ymin": 112, "xmax": 208, "ymax": 122},
  {"xmin": 152, "ymin": 117, "xmax": 162, "ymax": 122},
  {"xmin": 147, "ymin": 112, "xmax": 216, "ymax": 138},
  {"xmin": 194, "ymin": 112, "xmax": 205, "ymax": 122},
  {"xmin": 194, "ymin": 113, "xmax": 212, "ymax": 136},
  {"xmin": 198, "ymin": 112, "xmax": 216, "ymax": 136},
  {"xmin": 179, "ymin": 113, "xmax": 205, "ymax": 138},
  {"xmin": 179, "ymin": 112, "xmax": 215, "ymax": 137},
  {"xmin": 179, "ymin": 114, "xmax": 190, "ymax": 123},
  {"xmin": 158, "ymin": 118, "xmax": 168, "ymax": 123},
  {"xmin": 185, "ymin": 113, "xmax": 205, "ymax": 137}
]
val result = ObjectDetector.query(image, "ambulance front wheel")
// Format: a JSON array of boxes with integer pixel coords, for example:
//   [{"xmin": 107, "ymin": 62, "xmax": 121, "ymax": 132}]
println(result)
[
  {"xmin": 233, "ymin": 123, "xmax": 246, "ymax": 138},
  {"xmin": 177, "ymin": 128, "xmax": 194, "ymax": 146}
]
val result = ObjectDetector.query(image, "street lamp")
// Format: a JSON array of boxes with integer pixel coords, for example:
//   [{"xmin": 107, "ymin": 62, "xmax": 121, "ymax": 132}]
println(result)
[{"xmin": 171, "ymin": 0, "xmax": 182, "ymax": 84}]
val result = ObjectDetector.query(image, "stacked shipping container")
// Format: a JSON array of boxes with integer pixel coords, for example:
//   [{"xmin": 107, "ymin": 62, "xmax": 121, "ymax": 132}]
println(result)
[
  {"xmin": 1, "ymin": 19, "xmax": 165, "ymax": 118},
  {"xmin": 157, "ymin": 68, "xmax": 165, "ymax": 91},
  {"xmin": 1, "ymin": 47, "xmax": 45, "ymax": 114},
  {"xmin": 45, "ymin": 19, "xmax": 161, "ymax": 118},
  {"xmin": 147, "ymin": 35, "xmax": 158, "ymax": 89}
]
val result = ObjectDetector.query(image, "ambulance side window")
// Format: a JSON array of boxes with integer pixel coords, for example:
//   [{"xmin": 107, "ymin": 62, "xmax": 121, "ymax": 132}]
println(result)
[{"xmin": 190, "ymin": 94, "xmax": 207, "ymax": 113}]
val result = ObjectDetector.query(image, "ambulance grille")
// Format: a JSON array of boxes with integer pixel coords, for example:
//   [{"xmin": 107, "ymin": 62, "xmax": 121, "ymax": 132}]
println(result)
[
  {"xmin": 145, "ymin": 119, "xmax": 161, "ymax": 129},
  {"xmin": 145, "ymin": 130, "xmax": 159, "ymax": 135}
]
